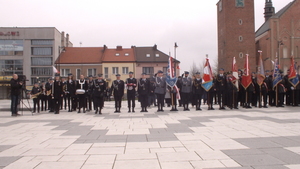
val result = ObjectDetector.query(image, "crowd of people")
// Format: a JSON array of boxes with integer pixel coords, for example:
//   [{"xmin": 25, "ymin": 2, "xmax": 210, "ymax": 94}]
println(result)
[{"xmin": 9, "ymin": 67, "xmax": 299, "ymax": 116}]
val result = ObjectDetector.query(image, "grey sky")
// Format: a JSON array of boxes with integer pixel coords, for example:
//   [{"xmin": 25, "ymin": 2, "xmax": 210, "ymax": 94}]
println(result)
[{"xmin": 1, "ymin": 0, "xmax": 291, "ymax": 73}]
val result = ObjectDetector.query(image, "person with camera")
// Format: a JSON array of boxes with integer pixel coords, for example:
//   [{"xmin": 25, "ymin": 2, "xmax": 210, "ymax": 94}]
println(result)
[{"xmin": 10, "ymin": 74, "xmax": 23, "ymax": 116}]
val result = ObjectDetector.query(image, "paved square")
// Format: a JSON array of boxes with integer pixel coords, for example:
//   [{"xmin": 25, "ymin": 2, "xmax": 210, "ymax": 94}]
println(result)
[{"xmin": 0, "ymin": 100, "xmax": 300, "ymax": 169}]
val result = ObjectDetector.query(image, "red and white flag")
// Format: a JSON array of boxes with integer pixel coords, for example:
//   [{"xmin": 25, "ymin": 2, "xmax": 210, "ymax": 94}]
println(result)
[
  {"xmin": 241, "ymin": 54, "xmax": 252, "ymax": 89},
  {"xmin": 232, "ymin": 57, "xmax": 239, "ymax": 89},
  {"xmin": 257, "ymin": 50, "xmax": 265, "ymax": 86}
]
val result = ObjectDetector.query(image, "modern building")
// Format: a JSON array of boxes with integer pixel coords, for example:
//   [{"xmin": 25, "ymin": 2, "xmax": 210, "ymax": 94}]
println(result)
[
  {"xmin": 217, "ymin": 0, "xmax": 256, "ymax": 72},
  {"xmin": 256, "ymin": 0, "xmax": 300, "ymax": 72},
  {"xmin": 55, "ymin": 47, "xmax": 104, "ymax": 79},
  {"xmin": 0, "ymin": 27, "xmax": 72, "ymax": 99}
]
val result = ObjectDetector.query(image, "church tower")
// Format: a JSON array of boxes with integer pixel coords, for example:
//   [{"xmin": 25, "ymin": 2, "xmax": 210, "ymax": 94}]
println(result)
[
  {"xmin": 264, "ymin": 0, "xmax": 275, "ymax": 21},
  {"xmin": 217, "ymin": 0, "xmax": 256, "ymax": 72}
]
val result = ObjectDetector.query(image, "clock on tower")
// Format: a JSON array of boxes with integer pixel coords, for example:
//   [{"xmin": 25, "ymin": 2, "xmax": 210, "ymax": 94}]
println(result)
[{"xmin": 236, "ymin": 0, "xmax": 245, "ymax": 7}]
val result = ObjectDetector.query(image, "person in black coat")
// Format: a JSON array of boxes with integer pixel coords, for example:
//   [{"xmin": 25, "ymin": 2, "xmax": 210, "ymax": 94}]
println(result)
[
  {"xmin": 226, "ymin": 72, "xmax": 239, "ymax": 109},
  {"xmin": 30, "ymin": 82, "xmax": 41, "ymax": 113},
  {"xmin": 40, "ymin": 81, "xmax": 47, "ymax": 111},
  {"xmin": 192, "ymin": 72, "xmax": 203, "ymax": 111},
  {"xmin": 126, "ymin": 71, "xmax": 137, "ymax": 113},
  {"xmin": 10, "ymin": 74, "xmax": 23, "ymax": 116},
  {"xmin": 76, "ymin": 75, "xmax": 88, "ymax": 113},
  {"xmin": 93, "ymin": 74, "xmax": 106, "ymax": 114},
  {"xmin": 111, "ymin": 74, "xmax": 125, "ymax": 113},
  {"xmin": 251, "ymin": 72, "xmax": 258, "ymax": 107},
  {"xmin": 138, "ymin": 73, "xmax": 150, "ymax": 112},
  {"xmin": 46, "ymin": 78, "xmax": 54, "ymax": 112},
  {"xmin": 53, "ymin": 74, "xmax": 63, "ymax": 114},
  {"xmin": 215, "ymin": 68, "xmax": 227, "ymax": 110},
  {"xmin": 66, "ymin": 73, "xmax": 76, "ymax": 112}
]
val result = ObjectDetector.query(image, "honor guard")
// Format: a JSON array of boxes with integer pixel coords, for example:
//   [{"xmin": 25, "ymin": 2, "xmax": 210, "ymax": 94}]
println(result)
[
  {"xmin": 53, "ymin": 74, "xmax": 63, "ymax": 114},
  {"xmin": 76, "ymin": 75, "xmax": 88, "ymax": 113},
  {"xmin": 111, "ymin": 74, "xmax": 125, "ymax": 113},
  {"xmin": 192, "ymin": 72, "xmax": 203, "ymax": 111},
  {"xmin": 66, "ymin": 73, "xmax": 76, "ymax": 112},
  {"xmin": 251, "ymin": 72, "xmax": 258, "ymax": 107},
  {"xmin": 258, "ymin": 75, "xmax": 268, "ymax": 108},
  {"xmin": 216, "ymin": 68, "xmax": 227, "ymax": 110},
  {"xmin": 226, "ymin": 72, "xmax": 238, "ymax": 109},
  {"xmin": 61, "ymin": 77, "xmax": 67, "ymax": 110},
  {"xmin": 40, "ymin": 81, "xmax": 47, "ymax": 111},
  {"xmin": 154, "ymin": 70, "xmax": 166, "ymax": 112},
  {"xmin": 30, "ymin": 82, "xmax": 41, "ymax": 113},
  {"xmin": 180, "ymin": 71, "xmax": 192, "ymax": 111},
  {"xmin": 265, "ymin": 70, "xmax": 274, "ymax": 106},
  {"xmin": 93, "ymin": 74, "xmax": 106, "ymax": 114},
  {"xmin": 87, "ymin": 75, "xmax": 94, "ymax": 111},
  {"xmin": 138, "ymin": 73, "xmax": 150, "ymax": 112},
  {"xmin": 126, "ymin": 71, "xmax": 137, "ymax": 113}
]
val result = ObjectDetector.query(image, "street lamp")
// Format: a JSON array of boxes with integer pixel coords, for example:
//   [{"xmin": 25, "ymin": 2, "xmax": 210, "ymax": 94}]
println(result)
[
  {"xmin": 57, "ymin": 46, "xmax": 66, "ymax": 75},
  {"xmin": 277, "ymin": 40, "xmax": 284, "ymax": 64}
]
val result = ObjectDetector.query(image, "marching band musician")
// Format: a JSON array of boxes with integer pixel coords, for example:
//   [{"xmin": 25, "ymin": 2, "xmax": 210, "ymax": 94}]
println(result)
[
  {"xmin": 138, "ymin": 73, "xmax": 150, "ymax": 112},
  {"xmin": 125, "ymin": 71, "xmax": 137, "ymax": 113},
  {"xmin": 192, "ymin": 72, "xmax": 203, "ymax": 111},
  {"xmin": 30, "ymin": 82, "xmax": 41, "ymax": 113},
  {"xmin": 87, "ymin": 75, "xmax": 94, "ymax": 112},
  {"xmin": 40, "ymin": 81, "xmax": 47, "ymax": 111},
  {"xmin": 66, "ymin": 73, "xmax": 76, "ymax": 112},
  {"xmin": 111, "ymin": 74, "xmax": 125, "ymax": 113},
  {"xmin": 76, "ymin": 75, "xmax": 88, "ymax": 113},
  {"xmin": 46, "ymin": 77, "xmax": 54, "ymax": 112},
  {"xmin": 53, "ymin": 74, "xmax": 63, "ymax": 114},
  {"xmin": 180, "ymin": 71, "xmax": 192, "ymax": 111},
  {"xmin": 10, "ymin": 74, "xmax": 23, "ymax": 116},
  {"xmin": 216, "ymin": 68, "xmax": 227, "ymax": 110},
  {"xmin": 154, "ymin": 70, "xmax": 166, "ymax": 112},
  {"xmin": 93, "ymin": 74, "xmax": 106, "ymax": 114},
  {"xmin": 61, "ymin": 77, "xmax": 67, "ymax": 110}
]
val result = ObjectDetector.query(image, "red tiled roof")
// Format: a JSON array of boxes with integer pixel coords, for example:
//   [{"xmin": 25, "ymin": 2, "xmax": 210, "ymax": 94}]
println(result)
[
  {"xmin": 102, "ymin": 46, "xmax": 135, "ymax": 62},
  {"xmin": 55, "ymin": 47, "xmax": 104, "ymax": 64}
]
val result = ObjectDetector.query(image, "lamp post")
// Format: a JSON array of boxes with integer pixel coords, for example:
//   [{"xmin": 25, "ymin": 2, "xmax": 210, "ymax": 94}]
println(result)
[
  {"xmin": 174, "ymin": 43, "xmax": 178, "ymax": 77},
  {"xmin": 277, "ymin": 40, "xmax": 284, "ymax": 65},
  {"xmin": 58, "ymin": 46, "xmax": 65, "ymax": 76}
]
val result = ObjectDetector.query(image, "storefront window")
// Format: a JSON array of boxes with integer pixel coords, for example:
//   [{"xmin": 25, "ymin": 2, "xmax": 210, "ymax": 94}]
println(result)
[
  {"xmin": 0, "ymin": 60, "xmax": 23, "ymax": 75},
  {"xmin": 0, "ymin": 40, "xmax": 23, "ymax": 56}
]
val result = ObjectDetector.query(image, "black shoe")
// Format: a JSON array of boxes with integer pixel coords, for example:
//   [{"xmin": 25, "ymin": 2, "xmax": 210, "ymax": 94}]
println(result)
[
  {"xmin": 32, "ymin": 111, "xmax": 36, "ymax": 113},
  {"xmin": 263, "ymin": 106, "xmax": 268, "ymax": 108},
  {"xmin": 95, "ymin": 110, "xmax": 98, "ymax": 114},
  {"xmin": 234, "ymin": 107, "xmax": 239, "ymax": 109},
  {"xmin": 246, "ymin": 106, "xmax": 252, "ymax": 109},
  {"xmin": 77, "ymin": 110, "xmax": 81, "ymax": 113}
]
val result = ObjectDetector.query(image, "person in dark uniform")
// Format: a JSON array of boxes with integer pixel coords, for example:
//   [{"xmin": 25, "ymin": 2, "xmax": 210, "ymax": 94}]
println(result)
[
  {"xmin": 245, "ymin": 80, "xmax": 254, "ymax": 109},
  {"xmin": 40, "ymin": 81, "xmax": 47, "ymax": 111},
  {"xmin": 10, "ymin": 74, "xmax": 23, "ymax": 116},
  {"xmin": 148, "ymin": 77, "xmax": 156, "ymax": 107},
  {"xmin": 238, "ymin": 70, "xmax": 245, "ymax": 107},
  {"xmin": 155, "ymin": 70, "xmax": 166, "ymax": 112},
  {"xmin": 276, "ymin": 81, "xmax": 286, "ymax": 107},
  {"xmin": 216, "ymin": 68, "xmax": 227, "ymax": 110},
  {"xmin": 177, "ymin": 76, "xmax": 183, "ymax": 107},
  {"xmin": 266, "ymin": 70, "xmax": 275, "ymax": 106},
  {"xmin": 46, "ymin": 78, "xmax": 54, "ymax": 112},
  {"xmin": 126, "ymin": 71, "xmax": 137, "ymax": 113},
  {"xmin": 52, "ymin": 74, "xmax": 63, "ymax": 114},
  {"xmin": 93, "ymin": 74, "xmax": 106, "ymax": 114},
  {"xmin": 87, "ymin": 75, "xmax": 94, "ymax": 111},
  {"xmin": 76, "ymin": 75, "xmax": 88, "ymax": 113},
  {"xmin": 207, "ymin": 77, "xmax": 216, "ymax": 110},
  {"xmin": 180, "ymin": 71, "xmax": 192, "ymax": 111},
  {"xmin": 111, "ymin": 74, "xmax": 125, "ymax": 113},
  {"xmin": 192, "ymin": 72, "xmax": 203, "ymax": 111},
  {"xmin": 251, "ymin": 72, "xmax": 258, "ymax": 107},
  {"xmin": 226, "ymin": 72, "xmax": 238, "ymax": 109},
  {"xmin": 30, "ymin": 82, "xmax": 41, "ymax": 113},
  {"xmin": 258, "ymin": 77, "xmax": 268, "ymax": 108},
  {"xmin": 60, "ymin": 77, "xmax": 67, "ymax": 110},
  {"xmin": 283, "ymin": 70, "xmax": 292, "ymax": 106},
  {"xmin": 138, "ymin": 73, "xmax": 150, "ymax": 112},
  {"xmin": 66, "ymin": 73, "xmax": 76, "ymax": 112}
]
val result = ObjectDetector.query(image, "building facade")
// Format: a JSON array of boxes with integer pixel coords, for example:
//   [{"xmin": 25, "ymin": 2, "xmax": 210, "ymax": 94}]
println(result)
[
  {"xmin": 217, "ymin": 0, "xmax": 256, "ymax": 72},
  {"xmin": 256, "ymin": 0, "xmax": 300, "ymax": 72},
  {"xmin": 0, "ymin": 27, "xmax": 72, "ymax": 99}
]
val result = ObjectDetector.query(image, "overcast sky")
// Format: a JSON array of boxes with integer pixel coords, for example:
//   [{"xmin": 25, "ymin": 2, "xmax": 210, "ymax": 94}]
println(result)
[{"xmin": 1, "ymin": 0, "xmax": 292, "ymax": 73}]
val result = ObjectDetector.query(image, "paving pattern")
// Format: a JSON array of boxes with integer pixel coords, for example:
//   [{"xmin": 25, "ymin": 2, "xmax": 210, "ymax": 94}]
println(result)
[{"xmin": 0, "ymin": 100, "xmax": 300, "ymax": 169}]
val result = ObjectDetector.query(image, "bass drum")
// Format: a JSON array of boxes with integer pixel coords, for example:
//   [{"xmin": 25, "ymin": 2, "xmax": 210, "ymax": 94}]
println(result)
[{"xmin": 76, "ymin": 89, "xmax": 85, "ymax": 94}]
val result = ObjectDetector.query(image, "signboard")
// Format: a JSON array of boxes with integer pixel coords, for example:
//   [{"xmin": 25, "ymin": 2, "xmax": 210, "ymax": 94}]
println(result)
[
  {"xmin": 0, "ymin": 31, "xmax": 20, "ymax": 36},
  {"xmin": 0, "ymin": 40, "xmax": 23, "ymax": 51}
]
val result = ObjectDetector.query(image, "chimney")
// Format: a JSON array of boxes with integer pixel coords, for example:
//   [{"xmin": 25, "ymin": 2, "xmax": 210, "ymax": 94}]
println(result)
[
  {"xmin": 66, "ymin": 33, "xmax": 69, "ymax": 47},
  {"xmin": 61, "ymin": 31, "xmax": 65, "ymax": 47},
  {"xmin": 116, "ymin": 46, "xmax": 122, "ymax": 51},
  {"xmin": 264, "ymin": 0, "xmax": 275, "ymax": 21},
  {"xmin": 153, "ymin": 44, "xmax": 157, "ymax": 50}
]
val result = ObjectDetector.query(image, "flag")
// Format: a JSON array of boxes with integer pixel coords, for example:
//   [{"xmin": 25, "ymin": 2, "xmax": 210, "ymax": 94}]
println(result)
[
  {"xmin": 174, "ymin": 42, "xmax": 178, "ymax": 48},
  {"xmin": 288, "ymin": 56, "xmax": 299, "ymax": 87},
  {"xmin": 272, "ymin": 59, "xmax": 282, "ymax": 89},
  {"xmin": 232, "ymin": 57, "xmax": 239, "ymax": 89},
  {"xmin": 257, "ymin": 50, "xmax": 265, "ymax": 86},
  {"xmin": 241, "ymin": 54, "xmax": 252, "ymax": 89},
  {"xmin": 202, "ymin": 58, "xmax": 213, "ymax": 91},
  {"xmin": 166, "ymin": 56, "xmax": 180, "ymax": 99},
  {"xmin": 52, "ymin": 66, "xmax": 59, "ymax": 75}
]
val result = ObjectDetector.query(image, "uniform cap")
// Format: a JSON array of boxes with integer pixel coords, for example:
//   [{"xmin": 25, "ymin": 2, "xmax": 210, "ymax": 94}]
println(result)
[
  {"xmin": 141, "ymin": 73, "xmax": 146, "ymax": 75},
  {"xmin": 195, "ymin": 72, "xmax": 200, "ymax": 75},
  {"xmin": 97, "ymin": 74, "xmax": 103, "ymax": 77},
  {"xmin": 116, "ymin": 74, "xmax": 121, "ymax": 77},
  {"xmin": 129, "ymin": 71, "xmax": 134, "ymax": 74},
  {"xmin": 67, "ymin": 73, "xmax": 73, "ymax": 76},
  {"xmin": 219, "ymin": 68, "xmax": 224, "ymax": 71},
  {"xmin": 88, "ymin": 75, "xmax": 93, "ymax": 78},
  {"xmin": 157, "ymin": 70, "xmax": 163, "ymax": 74},
  {"xmin": 184, "ymin": 71, "xmax": 189, "ymax": 74}
]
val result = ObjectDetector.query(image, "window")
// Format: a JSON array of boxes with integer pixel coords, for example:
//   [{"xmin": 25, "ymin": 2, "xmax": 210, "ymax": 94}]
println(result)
[
  {"xmin": 31, "ymin": 77, "xmax": 49, "ymax": 85},
  {"xmin": 239, "ymin": 52, "xmax": 244, "ymax": 58},
  {"xmin": 87, "ymin": 68, "xmax": 96, "ymax": 76},
  {"xmin": 142, "ymin": 67, "xmax": 154, "ymax": 75},
  {"xmin": 125, "ymin": 53, "xmax": 129, "ymax": 56},
  {"xmin": 104, "ymin": 67, "xmax": 109, "ymax": 78},
  {"xmin": 239, "ymin": 36, "xmax": 243, "ymax": 42},
  {"xmin": 61, "ymin": 69, "xmax": 70, "ymax": 77},
  {"xmin": 31, "ymin": 57, "xmax": 52, "ymax": 66},
  {"xmin": 31, "ymin": 67, "xmax": 52, "ymax": 76},
  {"xmin": 219, "ymin": 0, "xmax": 222, "ymax": 11},
  {"xmin": 76, "ymin": 69, "xmax": 81, "ymax": 80},
  {"xmin": 115, "ymin": 53, "xmax": 120, "ymax": 56},
  {"xmin": 31, "ymin": 40, "xmax": 53, "ymax": 45},
  {"xmin": 163, "ymin": 67, "xmax": 168, "ymax": 74},
  {"xmin": 122, "ymin": 67, "xmax": 129, "ymax": 74},
  {"xmin": 112, "ymin": 67, "xmax": 119, "ymax": 74},
  {"xmin": 32, "ymin": 47, "xmax": 52, "ymax": 55},
  {"xmin": 0, "ymin": 40, "xmax": 23, "ymax": 56},
  {"xmin": 146, "ymin": 54, "xmax": 150, "ymax": 57},
  {"xmin": 155, "ymin": 54, "xmax": 160, "ymax": 57},
  {"xmin": 0, "ymin": 60, "xmax": 23, "ymax": 76},
  {"xmin": 283, "ymin": 47, "xmax": 288, "ymax": 58},
  {"xmin": 236, "ymin": 0, "xmax": 244, "ymax": 7},
  {"xmin": 239, "ymin": 19, "xmax": 243, "ymax": 25}
]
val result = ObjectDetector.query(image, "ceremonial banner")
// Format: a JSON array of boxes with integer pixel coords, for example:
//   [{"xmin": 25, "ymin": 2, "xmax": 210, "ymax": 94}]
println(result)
[
  {"xmin": 202, "ymin": 58, "xmax": 213, "ymax": 91},
  {"xmin": 241, "ymin": 54, "xmax": 252, "ymax": 89},
  {"xmin": 232, "ymin": 57, "xmax": 239, "ymax": 89},
  {"xmin": 53, "ymin": 66, "xmax": 59, "ymax": 75},
  {"xmin": 166, "ymin": 56, "xmax": 180, "ymax": 100},
  {"xmin": 272, "ymin": 59, "xmax": 282, "ymax": 89},
  {"xmin": 288, "ymin": 56, "xmax": 299, "ymax": 87},
  {"xmin": 257, "ymin": 51, "xmax": 265, "ymax": 86}
]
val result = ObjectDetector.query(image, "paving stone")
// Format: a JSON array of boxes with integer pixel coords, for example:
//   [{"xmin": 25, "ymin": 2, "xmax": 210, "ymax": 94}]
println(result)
[{"xmin": 230, "ymin": 154, "xmax": 286, "ymax": 166}]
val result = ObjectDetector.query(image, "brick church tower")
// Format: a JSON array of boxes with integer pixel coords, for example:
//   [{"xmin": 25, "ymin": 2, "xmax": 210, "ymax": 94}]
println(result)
[{"xmin": 217, "ymin": 0, "xmax": 256, "ymax": 72}]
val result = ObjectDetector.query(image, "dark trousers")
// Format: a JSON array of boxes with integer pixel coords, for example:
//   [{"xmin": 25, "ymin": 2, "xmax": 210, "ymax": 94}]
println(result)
[
  {"xmin": 156, "ymin": 93, "xmax": 165, "ymax": 110},
  {"xmin": 53, "ymin": 98, "xmax": 61, "ymax": 113},
  {"xmin": 60, "ymin": 95, "xmax": 67, "ymax": 110},
  {"xmin": 40, "ymin": 95, "xmax": 47, "ymax": 111},
  {"xmin": 148, "ymin": 94, "xmax": 156, "ymax": 106},
  {"xmin": 217, "ymin": 90, "xmax": 226, "ymax": 107},
  {"xmin": 258, "ymin": 91, "xmax": 267, "ymax": 107},
  {"xmin": 66, "ymin": 94, "xmax": 76, "ymax": 111},
  {"xmin": 127, "ymin": 91, "xmax": 135, "ymax": 108},
  {"xmin": 11, "ymin": 95, "xmax": 19, "ymax": 115},
  {"xmin": 94, "ymin": 96, "xmax": 104, "ymax": 109},
  {"xmin": 227, "ymin": 91, "xmax": 238, "ymax": 108},
  {"xmin": 33, "ymin": 98, "xmax": 40, "ymax": 112},
  {"xmin": 114, "ymin": 94, "xmax": 122, "ymax": 110},
  {"xmin": 194, "ymin": 93, "xmax": 202, "ymax": 109},
  {"xmin": 181, "ymin": 92, "xmax": 190, "ymax": 109},
  {"xmin": 140, "ymin": 94, "xmax": 148, "ymax": 108},
  {"xmin": 87, "ymin": 94, "xmax": 93, "ymax": 110},
  {"xmin": 77, "ymin": 94, "xmax": 86, "ymax": 110},
  {"xmin": 207, "ymin": 91, "xmax": 214, "ymax": 108},
  {"xmin": 48, "ymin": 96, "xmax": 54, "ymax": 111}
]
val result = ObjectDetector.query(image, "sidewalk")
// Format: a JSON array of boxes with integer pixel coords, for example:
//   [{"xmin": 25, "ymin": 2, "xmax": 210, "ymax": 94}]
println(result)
[{"xmin": 0, "ymin": 99, "xmax": 300, "ymax": 169}]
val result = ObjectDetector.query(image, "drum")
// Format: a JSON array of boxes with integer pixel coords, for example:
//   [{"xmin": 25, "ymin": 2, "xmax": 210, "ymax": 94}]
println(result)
[{"xmin": 76, "ymin": 89, "xmax": 85, "ymax": 94}]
